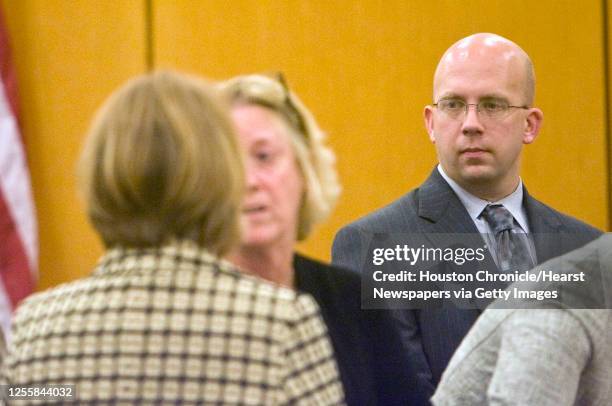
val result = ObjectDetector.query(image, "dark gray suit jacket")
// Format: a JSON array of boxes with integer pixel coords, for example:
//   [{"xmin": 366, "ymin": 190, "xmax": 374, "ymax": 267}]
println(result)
[{"xmin": 331, "ymin": 168, "xmax": 601, "ymax": 401}]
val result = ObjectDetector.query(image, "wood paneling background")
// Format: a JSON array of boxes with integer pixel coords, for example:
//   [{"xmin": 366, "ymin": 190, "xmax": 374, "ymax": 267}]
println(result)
[
  {"xmin": 4, "ymin": 1, "xmax": 146, "ymax": 288},
  {"xmin": 4, "ymin": 0, "xmax": 608, "ymax": 288}
]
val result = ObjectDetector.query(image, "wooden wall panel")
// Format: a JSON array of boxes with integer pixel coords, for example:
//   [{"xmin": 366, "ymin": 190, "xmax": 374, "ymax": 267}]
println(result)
[
  {"xmin": 154, "ymin": 0, "xmax": 608, "ymax": 263},
  {"xmin": 4, "ymin": 0, "xmax": 606, "ymax": 290},
  {"xmin": 153, "ymin": 0, "xmax": 608, "ymax": 263},
  {"xmin": 4, "ymin": 1, "xmax": 147, "ymax": 289},
  {"xmin": 602, "ymin": 0, "xmax": 612, "ymax": 230}
]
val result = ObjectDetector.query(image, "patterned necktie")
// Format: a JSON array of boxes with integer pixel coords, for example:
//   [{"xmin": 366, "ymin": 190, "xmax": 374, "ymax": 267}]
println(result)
[{"xmin": 480, "ymin": 204, "xmax": 536, "ymax": 272}]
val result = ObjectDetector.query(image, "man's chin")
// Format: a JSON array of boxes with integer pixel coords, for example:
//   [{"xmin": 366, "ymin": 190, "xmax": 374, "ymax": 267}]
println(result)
[
  {"xmin": 459, "ymin": 165, "xmax": 495, "ymax": 180},
  {"xmin": 457, "ymin": 168, "xmax": 500, "ymax": 188}
]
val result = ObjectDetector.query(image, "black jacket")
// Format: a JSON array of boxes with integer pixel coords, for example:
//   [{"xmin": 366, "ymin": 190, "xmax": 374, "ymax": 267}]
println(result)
[{"xmin": 295, "ymin": 254, "xmax": 429, "ymax": 405}]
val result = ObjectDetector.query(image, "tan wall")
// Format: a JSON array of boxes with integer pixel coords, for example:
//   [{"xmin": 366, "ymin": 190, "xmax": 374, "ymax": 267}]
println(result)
[
  {"xmin": 154, "ymin": 0, "xmax": 608, "ymax": 261},
  {"xmin": 5, "ymin": 0, "xmax": 609, "ymax": 289},
  {"xmin": 4, "ymin": 1, "xmax": 147, "ymax": 289},
  {"xmin": 608, "ymin": 1, "xmax": 612, "ymax": 222}
]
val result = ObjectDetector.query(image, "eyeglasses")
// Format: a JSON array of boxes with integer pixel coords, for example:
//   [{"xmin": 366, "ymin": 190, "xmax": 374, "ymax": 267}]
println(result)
[
  {"xmin": 264, "ymin": 71, "xmax": 308, "ymax": 136},
  {"xmin": 433, "ymin": 98, "xmax": 529, "ymax": 120}
]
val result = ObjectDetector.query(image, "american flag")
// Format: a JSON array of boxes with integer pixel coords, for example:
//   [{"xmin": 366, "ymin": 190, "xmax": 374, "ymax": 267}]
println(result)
[{"xmin": 0, "ymin": 7, "xmax": 37, "ymax": 342}]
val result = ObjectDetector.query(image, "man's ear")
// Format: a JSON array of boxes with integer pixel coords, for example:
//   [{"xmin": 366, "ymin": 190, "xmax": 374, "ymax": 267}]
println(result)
[
  {"xmin": 424, "ymin": 105, "xmax": 436, "ymax": 143},
  {"xmin": 523, "ymin": 107, "xmax": 543, "ymax": 144}
]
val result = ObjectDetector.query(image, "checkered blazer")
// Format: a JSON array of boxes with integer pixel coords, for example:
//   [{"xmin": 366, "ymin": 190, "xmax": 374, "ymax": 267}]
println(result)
[{"xmin": 3, "ymin": 240, "xmax": 345, "ymax": 405}]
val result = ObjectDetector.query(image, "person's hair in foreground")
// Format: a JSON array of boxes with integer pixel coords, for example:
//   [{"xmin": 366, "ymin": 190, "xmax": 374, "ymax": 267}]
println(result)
[
  {"xmin": 2, "ymin": 70, "xmax": 344, "ymax": 405},
  {"xmin": 79, "ymin": 70, "xmax": 242, "ymax": 253},
  {"xmin": 219, "ymin": 73, "xmax": 341, "ymax": 241}
]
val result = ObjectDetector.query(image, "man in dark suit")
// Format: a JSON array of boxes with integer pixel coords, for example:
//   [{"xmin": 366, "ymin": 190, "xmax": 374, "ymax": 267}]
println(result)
[{"xmin": 332, "ymin": 33, "xmax": 601, "ymax": 400}]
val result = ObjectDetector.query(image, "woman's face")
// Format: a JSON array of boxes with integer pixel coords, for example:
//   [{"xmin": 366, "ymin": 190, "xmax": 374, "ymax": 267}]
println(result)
[{"xmin": 231, "ymin": 104, "xmax": 304, "ymax": 249}]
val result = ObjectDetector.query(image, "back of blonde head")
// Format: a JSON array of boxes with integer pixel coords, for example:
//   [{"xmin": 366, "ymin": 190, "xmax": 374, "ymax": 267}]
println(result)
[{"xmin": 78, "ymin": 71, "xmax": 244, "ymax": 255}]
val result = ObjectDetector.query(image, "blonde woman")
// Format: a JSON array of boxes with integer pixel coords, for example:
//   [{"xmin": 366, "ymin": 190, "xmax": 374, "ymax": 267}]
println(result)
[
  {"xmin": 3, "ymin": 71, "xmax": 344, "ymax": 405},
  {"xmin": 220, "ymin": 74, "xmax": 426, "ymax": 405}
]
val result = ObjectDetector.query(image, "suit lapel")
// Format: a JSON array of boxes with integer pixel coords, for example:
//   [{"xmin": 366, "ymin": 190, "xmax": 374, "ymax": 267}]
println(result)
[
  {"xmin": 415, "ymin": 169, "xmax": 497, "ymax": 311},
  {"xmin": 416, "ymin": 168, "xmax": 480, "ymax": 234},
  {"xmin": 416, "ymin": 169, "xmax": 489, "ymax": 263},
  {"xmin": 523, "ymin": 186, "xmax": 563, "ymax": 264}
]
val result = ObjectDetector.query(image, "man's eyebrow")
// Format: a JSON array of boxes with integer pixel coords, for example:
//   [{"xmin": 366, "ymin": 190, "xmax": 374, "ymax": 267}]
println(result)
[
  {"xmin": 436, "ymin": 93, "xmax": 462, "ymax": 100},
  {"xmin": 436, "ymin": 93, "xmax": 509, "ymax": 101},
  {"xmin": 479, "ymin": 94, "xmax": 508, "ymax": 101}
]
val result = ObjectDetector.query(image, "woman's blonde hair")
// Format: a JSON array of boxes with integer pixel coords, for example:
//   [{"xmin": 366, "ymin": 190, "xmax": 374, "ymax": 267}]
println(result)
[
  {"xmin": 218, "ymin": 74, "xmax": 341, "ymax": 241},
  {"xmin": 78, "ymin": 70, "xmax": 244, "ymax": 255}
]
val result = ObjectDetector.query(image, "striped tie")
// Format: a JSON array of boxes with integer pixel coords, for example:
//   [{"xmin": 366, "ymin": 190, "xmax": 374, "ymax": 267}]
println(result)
[{"xmin": 480, "ymin": 204, "xmax": 536, "ymax": 272}]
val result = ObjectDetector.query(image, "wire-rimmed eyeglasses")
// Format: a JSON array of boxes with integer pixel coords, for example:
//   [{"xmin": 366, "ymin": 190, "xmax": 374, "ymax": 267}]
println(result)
[{"xmin": 433, "ymin": 98, "xmax": 529, "ymax": 120}]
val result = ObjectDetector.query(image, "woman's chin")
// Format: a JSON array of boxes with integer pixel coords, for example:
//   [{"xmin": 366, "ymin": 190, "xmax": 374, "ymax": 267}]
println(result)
[{"xmin": 240, "ymin": 232, "xmax": 281, "ymax": 250}]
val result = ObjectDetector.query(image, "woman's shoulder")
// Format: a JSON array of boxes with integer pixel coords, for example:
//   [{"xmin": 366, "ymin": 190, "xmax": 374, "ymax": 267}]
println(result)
[
  {"xmin": 294, "ymin": 253, "xmax": 361, "ymax": 289},
  {"xmin": 14, "ymin": 247, "xmax": 319, "ymax": 329},
  {"xmin": 293, "ymin": 253, "xmax": 363, "ymax": 321}
]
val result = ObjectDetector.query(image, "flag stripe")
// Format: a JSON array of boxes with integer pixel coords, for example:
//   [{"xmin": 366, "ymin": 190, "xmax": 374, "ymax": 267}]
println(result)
[
  {"xmin": 0, "ymin": 5, "xmax": 37, "ymax": 320},
  {"xmin": 0, "ymin": 84, "xmax": 37, "ymax": 274},
  {"xmin": 0, "ymin": 190, "xmax": 34, "ymax": 306}
]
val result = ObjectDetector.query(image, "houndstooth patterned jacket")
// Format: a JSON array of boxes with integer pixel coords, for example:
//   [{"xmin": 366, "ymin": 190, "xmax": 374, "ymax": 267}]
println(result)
[{"xmin": 2, "ymin": 240, "xmax": 345, "ymax": 405}]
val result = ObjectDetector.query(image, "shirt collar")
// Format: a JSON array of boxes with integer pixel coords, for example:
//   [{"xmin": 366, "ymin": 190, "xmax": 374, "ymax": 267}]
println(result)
[
  {"xmin": 437, "ymin": 164, "xmax": 529, "ymax": 232},
  {"xmin": 94, "ymin": 239, "xmax": 230, "ymax": 276}
]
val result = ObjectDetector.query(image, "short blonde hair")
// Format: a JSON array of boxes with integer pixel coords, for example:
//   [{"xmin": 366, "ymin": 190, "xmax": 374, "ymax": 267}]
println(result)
[
  {"xmin": 78, "ymin": 70, "xmax": 244, "ymax": 255},
  {"xmin": 218, "ymin": 74, "xmax": 341, "ymax": 240}
]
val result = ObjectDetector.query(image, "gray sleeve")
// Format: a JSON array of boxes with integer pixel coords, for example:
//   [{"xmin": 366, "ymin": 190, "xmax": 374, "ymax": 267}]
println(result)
[{"xmin": 487, "ymin": 309, "xmax": 590, "ymax": 406}]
